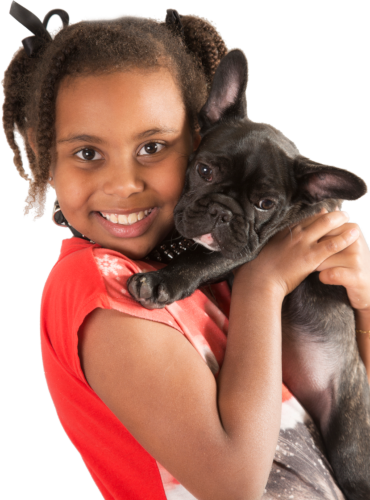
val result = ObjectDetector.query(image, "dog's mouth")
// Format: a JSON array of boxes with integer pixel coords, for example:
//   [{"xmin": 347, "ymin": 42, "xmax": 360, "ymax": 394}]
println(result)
[
  {"xmin": 193, "ymin": 233, "xmax": 221, "ymax": 252},
  {"xmin": 193, "ymin": 229, "xmax": 257, "ymax": 260}
]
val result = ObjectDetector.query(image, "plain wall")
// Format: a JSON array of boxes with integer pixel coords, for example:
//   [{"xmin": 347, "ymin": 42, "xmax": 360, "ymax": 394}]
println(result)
[{"xmin": 1, "ymin": 1, "xmax": 369, "ymax": 498}]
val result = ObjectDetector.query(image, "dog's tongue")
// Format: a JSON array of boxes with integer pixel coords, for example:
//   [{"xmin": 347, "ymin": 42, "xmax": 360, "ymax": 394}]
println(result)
[{"xmin": 198, "ymin": 233, "xmax": 214, "ymax": 245}]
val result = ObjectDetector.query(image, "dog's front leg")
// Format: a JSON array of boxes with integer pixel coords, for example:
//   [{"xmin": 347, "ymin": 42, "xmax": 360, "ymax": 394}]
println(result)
[
  {"xmin": 127, "ymin": 246, "xmax": 241, "ymax": 309},
  {"xmin": 282, "ymin": 273, "xmax": 370, "ymax": 500}
]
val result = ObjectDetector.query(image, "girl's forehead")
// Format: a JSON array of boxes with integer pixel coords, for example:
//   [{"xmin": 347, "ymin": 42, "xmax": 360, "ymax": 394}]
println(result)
[
  {"xmin": 55, "ymin": 68, "xmax": 187, "ymax": 139},
  {"xmin": 58, "ymin": 67, "xmax": 182, "ymax": 103}
]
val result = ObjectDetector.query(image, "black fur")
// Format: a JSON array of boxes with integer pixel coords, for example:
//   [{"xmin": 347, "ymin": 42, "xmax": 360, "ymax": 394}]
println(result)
[{"xmin": 128, "ymin": 49, "xmax": 370, "ymax": 499}]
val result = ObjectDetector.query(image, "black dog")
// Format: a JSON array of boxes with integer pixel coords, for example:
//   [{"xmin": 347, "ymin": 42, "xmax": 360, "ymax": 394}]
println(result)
[{"xmin": 128, "ymin": 49, "xmax": 370, "ymax": 499}]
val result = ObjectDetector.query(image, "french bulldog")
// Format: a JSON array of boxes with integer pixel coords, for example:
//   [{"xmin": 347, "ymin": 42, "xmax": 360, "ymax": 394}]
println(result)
[{"xmin": 128, "ymin": 50, "xmax": 370, "ymax": 499}]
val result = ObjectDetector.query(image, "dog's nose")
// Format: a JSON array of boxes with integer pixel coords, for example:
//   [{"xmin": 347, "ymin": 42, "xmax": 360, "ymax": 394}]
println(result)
[{"xmin": 209, "ymin": 204, "xmax": 233, "ymax": 223}]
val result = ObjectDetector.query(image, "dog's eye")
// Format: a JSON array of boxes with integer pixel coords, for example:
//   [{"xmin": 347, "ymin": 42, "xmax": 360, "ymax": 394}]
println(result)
[
  {"xmin": 256, "ymin": 199, "xmax": 275, "ymax": 210},
  {"xmin": 196, "ymin": 163, "xmax": 213, "ymax": 182}
]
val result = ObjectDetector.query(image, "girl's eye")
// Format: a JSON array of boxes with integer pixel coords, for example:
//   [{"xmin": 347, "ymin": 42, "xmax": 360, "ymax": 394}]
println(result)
[
  {"xmin": 196, "ymin": 163, "xmax": 213, "ymax": 182},
  {"xmin": 138, "ymin": 142, "xmax": 165, "ymax": 156},
  {"xmin": 256, "ymin": 199, "xmax": 275, "ymax": 210},
  {"xmin": 75, "ymin": 148, "xmax": 103, "ymax": 161}
]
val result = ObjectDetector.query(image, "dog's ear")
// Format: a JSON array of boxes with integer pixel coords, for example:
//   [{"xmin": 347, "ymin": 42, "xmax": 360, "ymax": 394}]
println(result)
[
  {"xmin": 198, "ymin": 49, "xmax": 248, "ymax": 134},
  {"xmin": 293, "ymin": 156, "xmax": 367, "ymax": 204}
]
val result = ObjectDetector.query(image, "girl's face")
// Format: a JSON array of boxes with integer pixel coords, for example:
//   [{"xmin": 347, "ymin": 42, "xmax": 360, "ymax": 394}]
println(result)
[{"xmin": 51, "ymin": 68, "xmax": 195, "ymax": 259}]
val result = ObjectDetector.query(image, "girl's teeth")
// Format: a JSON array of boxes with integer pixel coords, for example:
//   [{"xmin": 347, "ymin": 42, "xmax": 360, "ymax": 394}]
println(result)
[
  {"xmin": 118, "ymin": 214, "xmax": 128, "ymax": 224},
  {"xmin": 128, "ymin": 213, "xmax": 138, "ymax": 224},
  {"xmin": 102, "ymin": 210, "xmax": 152, "ymax": 225}
]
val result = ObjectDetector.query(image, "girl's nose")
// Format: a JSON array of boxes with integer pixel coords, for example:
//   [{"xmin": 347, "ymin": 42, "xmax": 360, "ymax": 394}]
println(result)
[{"xmin": 102, "ymin": 160, "xmax": 145, "ymax": 198}]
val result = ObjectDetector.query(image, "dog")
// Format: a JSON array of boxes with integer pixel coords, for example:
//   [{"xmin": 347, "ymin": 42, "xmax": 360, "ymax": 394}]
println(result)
[{"xmin": 128, "ymin": 49, "xmax": 370, "ymax": 499}]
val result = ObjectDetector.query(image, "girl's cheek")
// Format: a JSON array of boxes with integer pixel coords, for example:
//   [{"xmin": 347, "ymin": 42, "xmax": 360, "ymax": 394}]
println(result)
[
  {"xmin": 168, "ymin": 171, "xmax": 187, "ymax": 205},
  {"xmin": 53, "ymin": 162, "xmax": 91, "ymax": 211}
]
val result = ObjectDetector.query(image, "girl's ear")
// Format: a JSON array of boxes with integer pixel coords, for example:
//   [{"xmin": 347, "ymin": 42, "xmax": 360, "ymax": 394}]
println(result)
[{"xmin": 198, "ymin": 49, "xmax": 248, "ymax": 135}]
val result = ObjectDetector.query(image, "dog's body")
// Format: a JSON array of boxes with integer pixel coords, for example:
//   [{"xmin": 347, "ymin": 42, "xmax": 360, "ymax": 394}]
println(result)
[{"xmin": 128, "ymin": 50, "xmax": 370, "ymax": 499}]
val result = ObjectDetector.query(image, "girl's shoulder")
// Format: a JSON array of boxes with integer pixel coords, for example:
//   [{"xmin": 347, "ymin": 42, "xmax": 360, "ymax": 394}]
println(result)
[
  {"xmin": 41, "ymin": 237, "xmax": 173, "ymax": 371},
  {"xmin": 43, "ymin": 236, "xmax": 163, "ymax": 315},
  {"xmin": 41, "ymin": 237, "xmax": 230, "ymax": 378}
]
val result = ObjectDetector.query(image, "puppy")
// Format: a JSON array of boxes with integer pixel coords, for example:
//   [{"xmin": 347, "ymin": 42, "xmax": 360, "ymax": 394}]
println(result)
[{"xmin": 128, "ymin": 50, "xmax": 370, "ymax": 499}]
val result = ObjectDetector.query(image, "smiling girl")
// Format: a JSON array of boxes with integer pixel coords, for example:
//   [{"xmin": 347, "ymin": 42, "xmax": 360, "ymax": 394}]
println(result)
[{"xmin": 3, "ymin": 3, "xmax": 370, "ymax": 500}]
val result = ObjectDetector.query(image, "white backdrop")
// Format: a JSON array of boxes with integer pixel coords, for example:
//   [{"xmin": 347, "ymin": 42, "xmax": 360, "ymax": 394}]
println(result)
[{"xmin": 1, "ymin": 1, "xmax": 369, "ymax": 498}]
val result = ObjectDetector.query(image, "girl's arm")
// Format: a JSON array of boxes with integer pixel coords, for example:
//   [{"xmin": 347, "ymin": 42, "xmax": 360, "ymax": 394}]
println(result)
[
  {"xmin": 79, "ymin": 211, "xmax": 354, "ymax": 500},
  {"xmin": 317, "ymin": 223, "xmax": 370, "ymax": 383}
]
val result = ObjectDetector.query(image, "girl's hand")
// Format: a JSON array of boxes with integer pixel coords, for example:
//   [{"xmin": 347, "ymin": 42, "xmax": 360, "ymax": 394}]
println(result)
[
  {"xmin": 316, "ymin": 222, "xmax": 370, "ymax": 313},
  {"xmin": 316, "ymin": 220, "xmax": 370, "ymax": 381},
  {"xmin": 236, "ymin": 210, "xmax": 359, "ymax": 298}
]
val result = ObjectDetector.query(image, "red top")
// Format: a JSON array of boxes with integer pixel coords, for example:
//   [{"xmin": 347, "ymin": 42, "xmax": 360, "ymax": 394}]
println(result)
[{"xmin": 41, "ymin": 237, "xmax": 294, "ymax": 500}]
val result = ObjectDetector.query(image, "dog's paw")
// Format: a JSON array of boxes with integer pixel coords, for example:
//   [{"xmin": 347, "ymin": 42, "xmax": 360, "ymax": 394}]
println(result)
[{"xmin": 127, "ymin": 271, "xmax": 175, "ymax": 309}]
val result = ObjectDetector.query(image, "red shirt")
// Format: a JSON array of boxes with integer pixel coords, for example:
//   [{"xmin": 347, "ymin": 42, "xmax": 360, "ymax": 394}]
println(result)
[
  {"xmin": 44, "ymin": 237, "xmax": 344, "ymax": 500},
  {"xmin": 41, "ymin": 238, "xmax": 235, "ymax": 499},
  {"xmin": 41, "ymin": 238, "xmax": 345, "ymax": 500}
]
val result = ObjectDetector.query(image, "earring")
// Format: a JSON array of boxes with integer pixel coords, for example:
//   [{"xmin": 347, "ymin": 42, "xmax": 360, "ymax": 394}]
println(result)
[
  {"xmin": 49, "ymin": 176, "xmax": 53, "ymax": 181},
  {"xmin": 52, "ymin": 198, "xmax": 96, "ymax": 244},
  {"xmin": 52, "ymin": 199, "xmax": 69, "ymax": 227}
]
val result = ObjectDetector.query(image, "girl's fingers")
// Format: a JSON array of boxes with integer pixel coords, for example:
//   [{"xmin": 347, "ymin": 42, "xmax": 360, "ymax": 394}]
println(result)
[
  {"xmin": 317, "ymin": 222, "xmax": 360, "ymax": 240},
  {"xmin": 318, "ymin": 266, "xmax": 362, "ymax": 288},
  {"xmin": 318, "ymin": 266, "xmax": 370, "ymax": 311},
  {"xmin": 289, "ymin": 209, "xmax": 348, "ymax": 240},
  {"xmin": 274, "ymin": 208, "xmax": 328, "ymax": 241},
  {"xmin": 285, "ymin": 208, "xmax": 327, "ymax": 234},
  {"xmin": 315, "ymin": 241, "xmax": 361, "ymax": 272},
  {"xmin": 316, "ymin": 224, "xmax": 365, "ymax": 272},
  {"xmin": 295, "ymin": 210, "xmax": 350, "ymax": 242},
  {"xmin": 296, "ymin": 207, "xmax": 328, "ymax": 230},
  {"xmin": 258, "ymin": 211, "xmax": 362, "ymax": 297},
  {"xmin": 271, "ymin": 211, "xmax": 350, "ymax": 254},
  {"xmin": 316, "ymin": 251, "xmax": 353, "ymax": 272},
  {"xmin": 316, "ymin": 226, "xmax": 359, "ymax": 263}
]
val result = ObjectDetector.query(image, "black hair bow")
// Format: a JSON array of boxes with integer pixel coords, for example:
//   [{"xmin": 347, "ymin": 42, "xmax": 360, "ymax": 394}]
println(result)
[
  {"xmin": 166, "ymin": 9, "xmax": 183, "ymax": 37},
  {"xmin": 9, "ymin": 1, "xmax": 69, "ymax": 57}
]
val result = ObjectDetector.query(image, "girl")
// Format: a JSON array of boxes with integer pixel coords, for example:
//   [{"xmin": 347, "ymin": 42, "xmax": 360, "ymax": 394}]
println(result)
[{"xmin": 3, "ymin": 2, "xmax": 370, "ymax": 499}]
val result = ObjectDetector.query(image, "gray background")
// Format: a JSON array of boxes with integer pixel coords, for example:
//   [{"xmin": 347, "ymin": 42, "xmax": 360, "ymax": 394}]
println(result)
[{"xmin": 1, "ymin": 0, "xmax": 369, "ymax": 498}]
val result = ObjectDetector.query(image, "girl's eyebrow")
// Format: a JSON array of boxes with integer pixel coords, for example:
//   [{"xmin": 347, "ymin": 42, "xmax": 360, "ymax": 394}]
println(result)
[
  {"xmin": 57, "ymin": 128, "xmax": 178, "ymax": 144},
  {"xmin": 57, "ymin": 134, "xmax": 105, "ymax": 144},
  {"xmin": 136, "ymin": 127, "xmax": 178, "ymax": 139}
]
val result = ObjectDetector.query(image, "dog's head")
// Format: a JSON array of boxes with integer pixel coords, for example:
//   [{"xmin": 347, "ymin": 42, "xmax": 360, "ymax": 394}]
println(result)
[{"xmin": 174, "ymin": 50, "xmax": 367, "ymax": 259}]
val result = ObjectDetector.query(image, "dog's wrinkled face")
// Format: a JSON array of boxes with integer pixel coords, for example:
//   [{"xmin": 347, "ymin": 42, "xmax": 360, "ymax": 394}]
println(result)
[
  {"xmin": 175, "ymin": 122, "xmax": 301, "ymax": 258},
  {"xmin": 174, "ymin": 50, "xmax": 366, "ymax": 259}
]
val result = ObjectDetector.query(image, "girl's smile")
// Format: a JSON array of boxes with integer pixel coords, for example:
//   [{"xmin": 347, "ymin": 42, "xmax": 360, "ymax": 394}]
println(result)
[
  {"xmin": 94, "ymin": 207, "xmax": 159, "ymax": 239},
  {"xmin": 51, "ymin": 69, "xmax": 196, "ymax": 259}
]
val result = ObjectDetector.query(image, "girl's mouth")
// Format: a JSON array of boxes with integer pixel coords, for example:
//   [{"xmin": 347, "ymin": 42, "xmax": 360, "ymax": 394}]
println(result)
[
  {"xmin": 94, "ymin": 207, "xmax": 158, "ymax": 238},
  {"xmin": 99, "ymin": 208, "xmax": 153, "ymax": 225}
]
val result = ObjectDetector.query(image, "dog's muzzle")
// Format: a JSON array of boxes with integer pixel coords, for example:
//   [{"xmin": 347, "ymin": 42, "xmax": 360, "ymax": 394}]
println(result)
[{"xmin": 208, "ymin": 202, "xmax": 233, "ymax": 225}]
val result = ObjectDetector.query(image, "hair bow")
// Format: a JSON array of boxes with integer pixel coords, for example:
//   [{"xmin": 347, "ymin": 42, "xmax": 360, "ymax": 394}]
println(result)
[
  {"xmin": 165, "ymin": 9, "xmax": 183, "ymax": 37},
  {"xmin": 9, "ymin": 1, "xmax": 69, "ymax": 57}
]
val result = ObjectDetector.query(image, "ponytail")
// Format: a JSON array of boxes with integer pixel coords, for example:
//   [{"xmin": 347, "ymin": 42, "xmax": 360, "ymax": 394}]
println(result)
[
  {"xmin": 181, "ymin": 15, "xmax": 227, "ymax": 86},
  {"xmin": 3, "ymin": 3, "xmax": 70, "ymax": 215},
  {"xmin": 165, "ymin": 10, "xmax": 227, "ymax": 86},
  {"xmin": 3, "ymin": 48, "xmax": 38, "ymax": 182}
]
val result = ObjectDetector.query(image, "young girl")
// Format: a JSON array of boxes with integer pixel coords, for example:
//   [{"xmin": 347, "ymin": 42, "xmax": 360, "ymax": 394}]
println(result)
[{"xmin": 3, "ymin": 3, "xmax": 370, "ymax": 499}]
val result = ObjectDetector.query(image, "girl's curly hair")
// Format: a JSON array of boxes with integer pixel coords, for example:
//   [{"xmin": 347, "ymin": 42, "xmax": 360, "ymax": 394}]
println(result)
[{"xmin": 3, "ymin": 11, "xmax": 227, "ymax": 216}]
